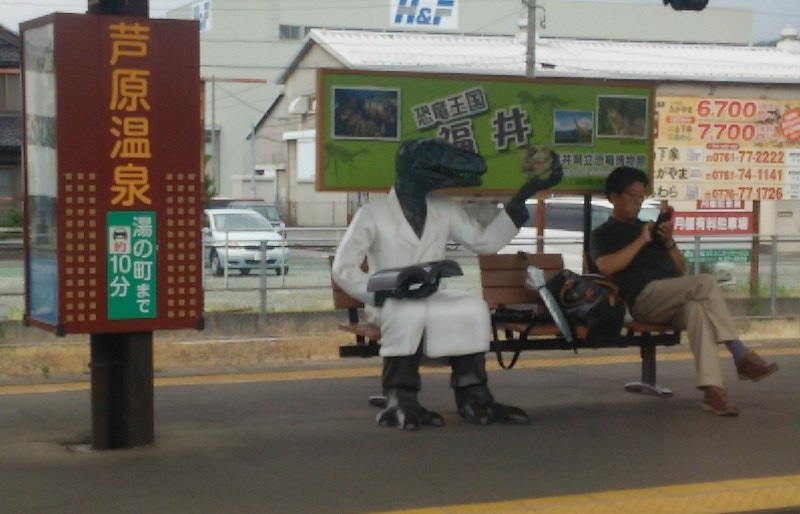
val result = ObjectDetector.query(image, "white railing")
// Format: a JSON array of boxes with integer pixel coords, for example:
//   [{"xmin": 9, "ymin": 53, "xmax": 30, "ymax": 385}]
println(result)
[{"xmin": 1, "ymin": 229, "xmax": 799, "ymax": 320}]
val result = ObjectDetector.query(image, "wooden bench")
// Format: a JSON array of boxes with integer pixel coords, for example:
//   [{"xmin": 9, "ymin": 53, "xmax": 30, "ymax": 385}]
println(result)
[
  {"xmin": 332, "ymin": 252, "xmax": 682, "ymax": 396},
  {"xmin": 479, "ymin": 252, "xmax": 681, "ymax": 396},
  {"xmin": 329, "ymin": 256, "xmax": 382, "ymax": 358}
]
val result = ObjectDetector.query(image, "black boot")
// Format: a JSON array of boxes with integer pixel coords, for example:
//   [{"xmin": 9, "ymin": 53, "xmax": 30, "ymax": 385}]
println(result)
[
  {"xmin": 450, "ymin": 353, "xmax": 530, "ymax": 425},
  {"xmin": 376, "ymin": 352, "xmax": 445, "ymax": 430}
]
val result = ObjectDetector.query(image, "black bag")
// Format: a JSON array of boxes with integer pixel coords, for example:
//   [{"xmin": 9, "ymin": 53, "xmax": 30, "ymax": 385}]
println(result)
[{"xmin": 545, "ymin": 269, "xmax": 626, "ymax": 346}]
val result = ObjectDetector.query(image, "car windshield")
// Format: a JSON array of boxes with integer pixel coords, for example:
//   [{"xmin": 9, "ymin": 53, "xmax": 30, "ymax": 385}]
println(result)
[
  {"xmin": 230, "ymin": 203, "xmax": 281, "ymax": 222},
  {"xmin": 259, "ymin": 206, "xmax": 280, "ymax": 222},
  {"xmin": 213, "ymin": 212, "xmax": 274, "ymax": 232}
]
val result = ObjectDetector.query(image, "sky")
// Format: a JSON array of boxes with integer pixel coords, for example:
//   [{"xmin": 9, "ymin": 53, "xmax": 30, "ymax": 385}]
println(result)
[{"xmin": 1, "ymin": 0, "xmax": 799, "ymax": 42}]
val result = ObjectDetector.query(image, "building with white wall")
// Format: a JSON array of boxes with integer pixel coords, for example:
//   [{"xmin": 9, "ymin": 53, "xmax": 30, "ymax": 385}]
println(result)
[
  {"xmin": 254, "ymin": 23, "xmax": 800, "ymax": 238},
  {"xmin": 166, "ymin": 0, "xmax": 754, "ymax": 225}
]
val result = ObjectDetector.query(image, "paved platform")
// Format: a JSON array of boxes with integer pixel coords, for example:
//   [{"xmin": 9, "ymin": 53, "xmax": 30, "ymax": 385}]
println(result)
[{"xmin": 1, "ymin": 342, "xmax": 799, "ymax": 513}]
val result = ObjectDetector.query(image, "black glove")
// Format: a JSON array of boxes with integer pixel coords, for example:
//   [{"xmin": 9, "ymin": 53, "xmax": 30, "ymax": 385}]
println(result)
[
  {"xmin": 374, "ymin": 275, "xmax": 441, "ymax": 306},
  {"xmin": 403, "ymin": 276, "xmax": 440, "ymax": 300},
  {"xmin": 506, "ymin": 151, "xmax": 564, "ymax": 227}
]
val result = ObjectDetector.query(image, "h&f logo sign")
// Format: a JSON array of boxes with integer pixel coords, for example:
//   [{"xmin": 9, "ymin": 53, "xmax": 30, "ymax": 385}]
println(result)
[{"xmin": 390, "ymin": 0, "xmax": 458, "ymax": 30}]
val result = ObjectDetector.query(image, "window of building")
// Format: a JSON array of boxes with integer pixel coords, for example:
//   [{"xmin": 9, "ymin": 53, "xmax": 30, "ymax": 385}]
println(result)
[
  {"xmin": 204, "ymin": 127, "xmax": 220, "ymax": 161},
  {"xmin": 296, "ymin": 138, "xmax": 315, "ymax": 183},
  {"xmin": 204, "ymin": 127, "xmax": 222, "ymax": 192},
  {"xmin": 0, "ymin": 166, "xmax": 20, "ymax": 215},
  {"xmin": 0, "ymin": 74, "xmax": 22, "ymax": 113},
  {"xmin": 279, "ymin": 25, "xmax": 302, "ymax": 40}
]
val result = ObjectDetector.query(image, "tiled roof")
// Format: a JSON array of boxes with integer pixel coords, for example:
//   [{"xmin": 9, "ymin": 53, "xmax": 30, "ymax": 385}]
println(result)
[
  {"xmin": 307, "ymin": 28, "xmax": 800, "ymax": 83},
  {"xmin": 0, "ymin": 25, "xmax": 20, "ymax": 68}
]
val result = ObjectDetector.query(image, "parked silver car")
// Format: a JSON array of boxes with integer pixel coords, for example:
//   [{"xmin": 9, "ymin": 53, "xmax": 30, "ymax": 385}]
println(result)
[
  {"xmin": 226, "ymin": 201, "xmax": 286, "ymax": 232},
  {"xmin": 203, "ymin": 208, "xmax": 290, "ymax": 276}
]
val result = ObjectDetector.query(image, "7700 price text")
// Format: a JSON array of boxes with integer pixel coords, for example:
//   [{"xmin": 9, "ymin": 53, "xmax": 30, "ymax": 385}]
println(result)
[
  {"xmin": 698, "ymin": 123, "xmax": 756, "ymax": 141},
  {"xmin": 707, "ymin": 187, "xmax": 784, "ymax": 200}
]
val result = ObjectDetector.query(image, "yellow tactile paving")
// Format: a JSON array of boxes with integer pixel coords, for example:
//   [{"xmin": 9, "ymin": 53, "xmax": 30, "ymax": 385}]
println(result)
[{"xmin": 371, "ymin": 474, "xmax": 800, "ymax": 513}]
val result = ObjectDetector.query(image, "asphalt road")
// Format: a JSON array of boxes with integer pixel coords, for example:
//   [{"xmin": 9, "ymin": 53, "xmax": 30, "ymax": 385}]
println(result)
[{"xmin": 1, "ymin": 344, "xmax": 799, "ymax": 513}]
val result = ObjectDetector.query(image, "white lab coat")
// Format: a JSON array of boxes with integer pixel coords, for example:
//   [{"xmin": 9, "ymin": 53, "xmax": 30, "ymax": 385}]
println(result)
[{"xmin": 332, "ymin": 188, "xmax": 519, "ymax": 358}]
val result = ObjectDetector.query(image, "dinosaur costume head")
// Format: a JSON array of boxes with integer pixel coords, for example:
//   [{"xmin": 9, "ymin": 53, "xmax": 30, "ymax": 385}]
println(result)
[{"xmin": 395, "ymin": 138, "xmax": 486, "ymax": 193}]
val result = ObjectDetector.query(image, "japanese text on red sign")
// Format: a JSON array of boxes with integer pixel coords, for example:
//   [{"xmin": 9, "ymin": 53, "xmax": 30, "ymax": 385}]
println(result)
[{"xmin": 108, "ymin": 22, "xmax": 152, "ymax": 207}]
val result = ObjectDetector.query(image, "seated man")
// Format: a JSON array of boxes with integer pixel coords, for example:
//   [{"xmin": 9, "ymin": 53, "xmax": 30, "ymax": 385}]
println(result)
[
  {"xmin": 332, "ymin": 137, "xmax": 561, "ymax": 429},
  {"xmin": 590, "ymin": 166, "xmax": 778, "ymax": 416}
]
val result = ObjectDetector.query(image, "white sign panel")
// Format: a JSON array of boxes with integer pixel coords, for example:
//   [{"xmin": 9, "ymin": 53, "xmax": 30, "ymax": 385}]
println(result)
[
  {"xmin": 390, "ymin": 0, "xmax": 458, "ymax": 31},
  {"xmin": 654, "ymin": 96, "xmax": 800, "ymax": 201},
  {"xmin": 192, "ymin": 0, "xmax": 211, "ymax": 32}
]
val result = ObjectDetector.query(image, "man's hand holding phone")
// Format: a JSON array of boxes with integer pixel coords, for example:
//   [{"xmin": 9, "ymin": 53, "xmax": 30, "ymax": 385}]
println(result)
[{"xmin": 652, "ymin": 206, "xmax": 676, "ymax": 248}]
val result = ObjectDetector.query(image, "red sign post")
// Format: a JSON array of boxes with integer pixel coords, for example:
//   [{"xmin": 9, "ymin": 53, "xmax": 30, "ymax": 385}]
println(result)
[
  {"xmin": 21, "ymin": 13, "xmax": 202, "ymax": 448},
  {"xmin": 22, "ymin": 14, "xmax": 203, "ymax": 335}
]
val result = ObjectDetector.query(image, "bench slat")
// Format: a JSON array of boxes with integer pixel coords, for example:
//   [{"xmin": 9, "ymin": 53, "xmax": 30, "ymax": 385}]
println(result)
[
  {"xmin": 494, "ymin": 320, "xmax": 678, "ymax": 341},
  {"xmin": 478, "ymin": 252, "xmax": 565, "ymax": 270},
  {"xmin": 331, "ymin": 288, "xmax": 364, "ymax": 310},
  {"xmin": 624, "ymin": 320, "xmax": 677, "ymax": 334},
  {"xmin": 482, "ymin": 287, "xmax": 541, "ymax": 307},
  {"xmin": 338, "ymin": 322, "xmax": 381, "ymax": 341}
]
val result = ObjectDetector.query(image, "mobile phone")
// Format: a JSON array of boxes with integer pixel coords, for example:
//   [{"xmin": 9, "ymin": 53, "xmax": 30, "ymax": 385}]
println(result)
[
  {"xmin": 652, "ymin": 206, "xmax": 674, "ymax": 241},
  {"xmin": 655, "ymin": 207, "xmax": 674, "ymax": 225}
]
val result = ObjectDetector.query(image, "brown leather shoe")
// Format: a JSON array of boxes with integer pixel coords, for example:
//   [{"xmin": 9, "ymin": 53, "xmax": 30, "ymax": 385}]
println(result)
[
  {"xmin": 737, "ymin": 351, "xmax": 779, "ymax": 382},
  {"xmin": 701, "ymin": 386, "xmax": 739, "ymax": 416}
]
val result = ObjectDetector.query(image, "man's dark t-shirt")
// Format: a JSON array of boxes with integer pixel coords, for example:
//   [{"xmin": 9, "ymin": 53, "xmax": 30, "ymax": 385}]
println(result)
[{"xmin": 590, "ymin": 217, "xmax": 682, "ymax": 309}]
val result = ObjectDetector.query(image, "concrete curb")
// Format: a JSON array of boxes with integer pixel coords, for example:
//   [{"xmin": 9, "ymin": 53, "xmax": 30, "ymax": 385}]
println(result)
[
  {"xmin": 1, "ymin": 311, "xmax": 797, "ymax": 383},
  {"xmin": 0, "ymin": 311, "xmax": 353, "ymax": 381}
]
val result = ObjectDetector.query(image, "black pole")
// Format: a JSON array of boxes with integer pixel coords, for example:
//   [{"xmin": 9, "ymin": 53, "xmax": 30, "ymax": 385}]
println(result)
[
  {"xmin": 87, "ymin": 0, "xmax": 149, "ymax": 17},
  {"xmin": 87, "ymin": 0, "xmax": 153, "ymax": 450},
  {"xmin": 90, "ymin": 332, "xmax": 154, "ymax": 449}
]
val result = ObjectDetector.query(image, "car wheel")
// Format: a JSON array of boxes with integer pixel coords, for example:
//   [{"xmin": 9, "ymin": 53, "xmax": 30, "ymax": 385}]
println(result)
[
  {"xmin": 275, "ymin": 267, "xmax": 288, "ymax": 276},
  {"xmin": 239, "ymin": 268, "xmax": 251, "ymax": 276},
  {"xmin": 210, "ymin": 252, "xmax": 224, "ymax": 277}
]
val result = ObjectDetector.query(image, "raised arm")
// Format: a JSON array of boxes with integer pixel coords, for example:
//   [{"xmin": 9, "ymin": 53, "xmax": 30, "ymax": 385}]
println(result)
[{"xmin": 504, "ymin": 147, "xmax": 564, "ymax": 228}]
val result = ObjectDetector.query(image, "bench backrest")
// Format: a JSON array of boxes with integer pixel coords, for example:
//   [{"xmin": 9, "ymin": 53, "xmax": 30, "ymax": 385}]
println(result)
[
  {"xmin": 332, "ymin": 252, "xmax": 565, "ymax": 311},
  {"xmin": 478, "ymin": 252, "xmax": 564, "ymax": 309},
  {"xmin": 328, "ymin": 255, "xmax": 366, "ymax": 310}
]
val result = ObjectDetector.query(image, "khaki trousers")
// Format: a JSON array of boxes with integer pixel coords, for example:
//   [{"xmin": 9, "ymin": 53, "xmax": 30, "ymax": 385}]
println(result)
[{"xmin": 631, "ymin": 274, "xmax": 738, "ymax": 389}]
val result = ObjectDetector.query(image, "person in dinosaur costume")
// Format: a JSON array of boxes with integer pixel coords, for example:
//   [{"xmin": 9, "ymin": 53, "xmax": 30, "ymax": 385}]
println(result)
[{"xmin": 332, "ymin": 137, "xmax": 562, "ymax": 430}]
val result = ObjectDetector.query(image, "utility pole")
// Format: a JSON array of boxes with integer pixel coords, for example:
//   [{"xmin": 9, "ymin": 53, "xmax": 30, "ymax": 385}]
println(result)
[
  {"xmin": 202, "ymin": 77, "xmax": 267, "ymax": 197},
  {"xmin": 525, "ymin": 0, "xmax": 536, "ymax": 78},
  {"xmin": 250, "ymin": 124, "xmax": 257, "ymax": 198}
]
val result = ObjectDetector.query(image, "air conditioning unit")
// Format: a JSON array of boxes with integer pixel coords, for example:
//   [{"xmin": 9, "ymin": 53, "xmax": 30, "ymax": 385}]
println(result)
[{"xmin": 288, "ymin": 95, "xmax": 313, "ymax": 115}]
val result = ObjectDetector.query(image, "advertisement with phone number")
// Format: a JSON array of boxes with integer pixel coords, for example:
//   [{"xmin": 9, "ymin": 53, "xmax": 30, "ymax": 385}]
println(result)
[{"xmin": 653, "ymin": 96, "xmax": 800, "ymax": 201}]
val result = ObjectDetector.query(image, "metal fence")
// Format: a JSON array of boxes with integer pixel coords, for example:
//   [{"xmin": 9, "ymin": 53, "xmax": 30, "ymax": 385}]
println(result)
[{"xmin": 1, "ymin": 228, "xmax": 799, "ymax": 322}]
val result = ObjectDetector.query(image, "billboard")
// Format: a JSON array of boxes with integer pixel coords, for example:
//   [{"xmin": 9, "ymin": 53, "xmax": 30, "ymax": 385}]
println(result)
[
  {"xmin": 21, "ymin": 14, "xmax": 203, "ymax": 335},
  {"xmin": 654, "ymin": 96, "xmax": 800, "ymax": 201},
  {"xmin": 316, "ymin": 69, "xmax": 655, "ymax": 194}
]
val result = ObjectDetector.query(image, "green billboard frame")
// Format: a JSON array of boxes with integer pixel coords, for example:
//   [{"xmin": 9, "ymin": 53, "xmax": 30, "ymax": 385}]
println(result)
[{"xmin": 316, "ymin": 69, "xmax": 655, "ymax": 194}]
